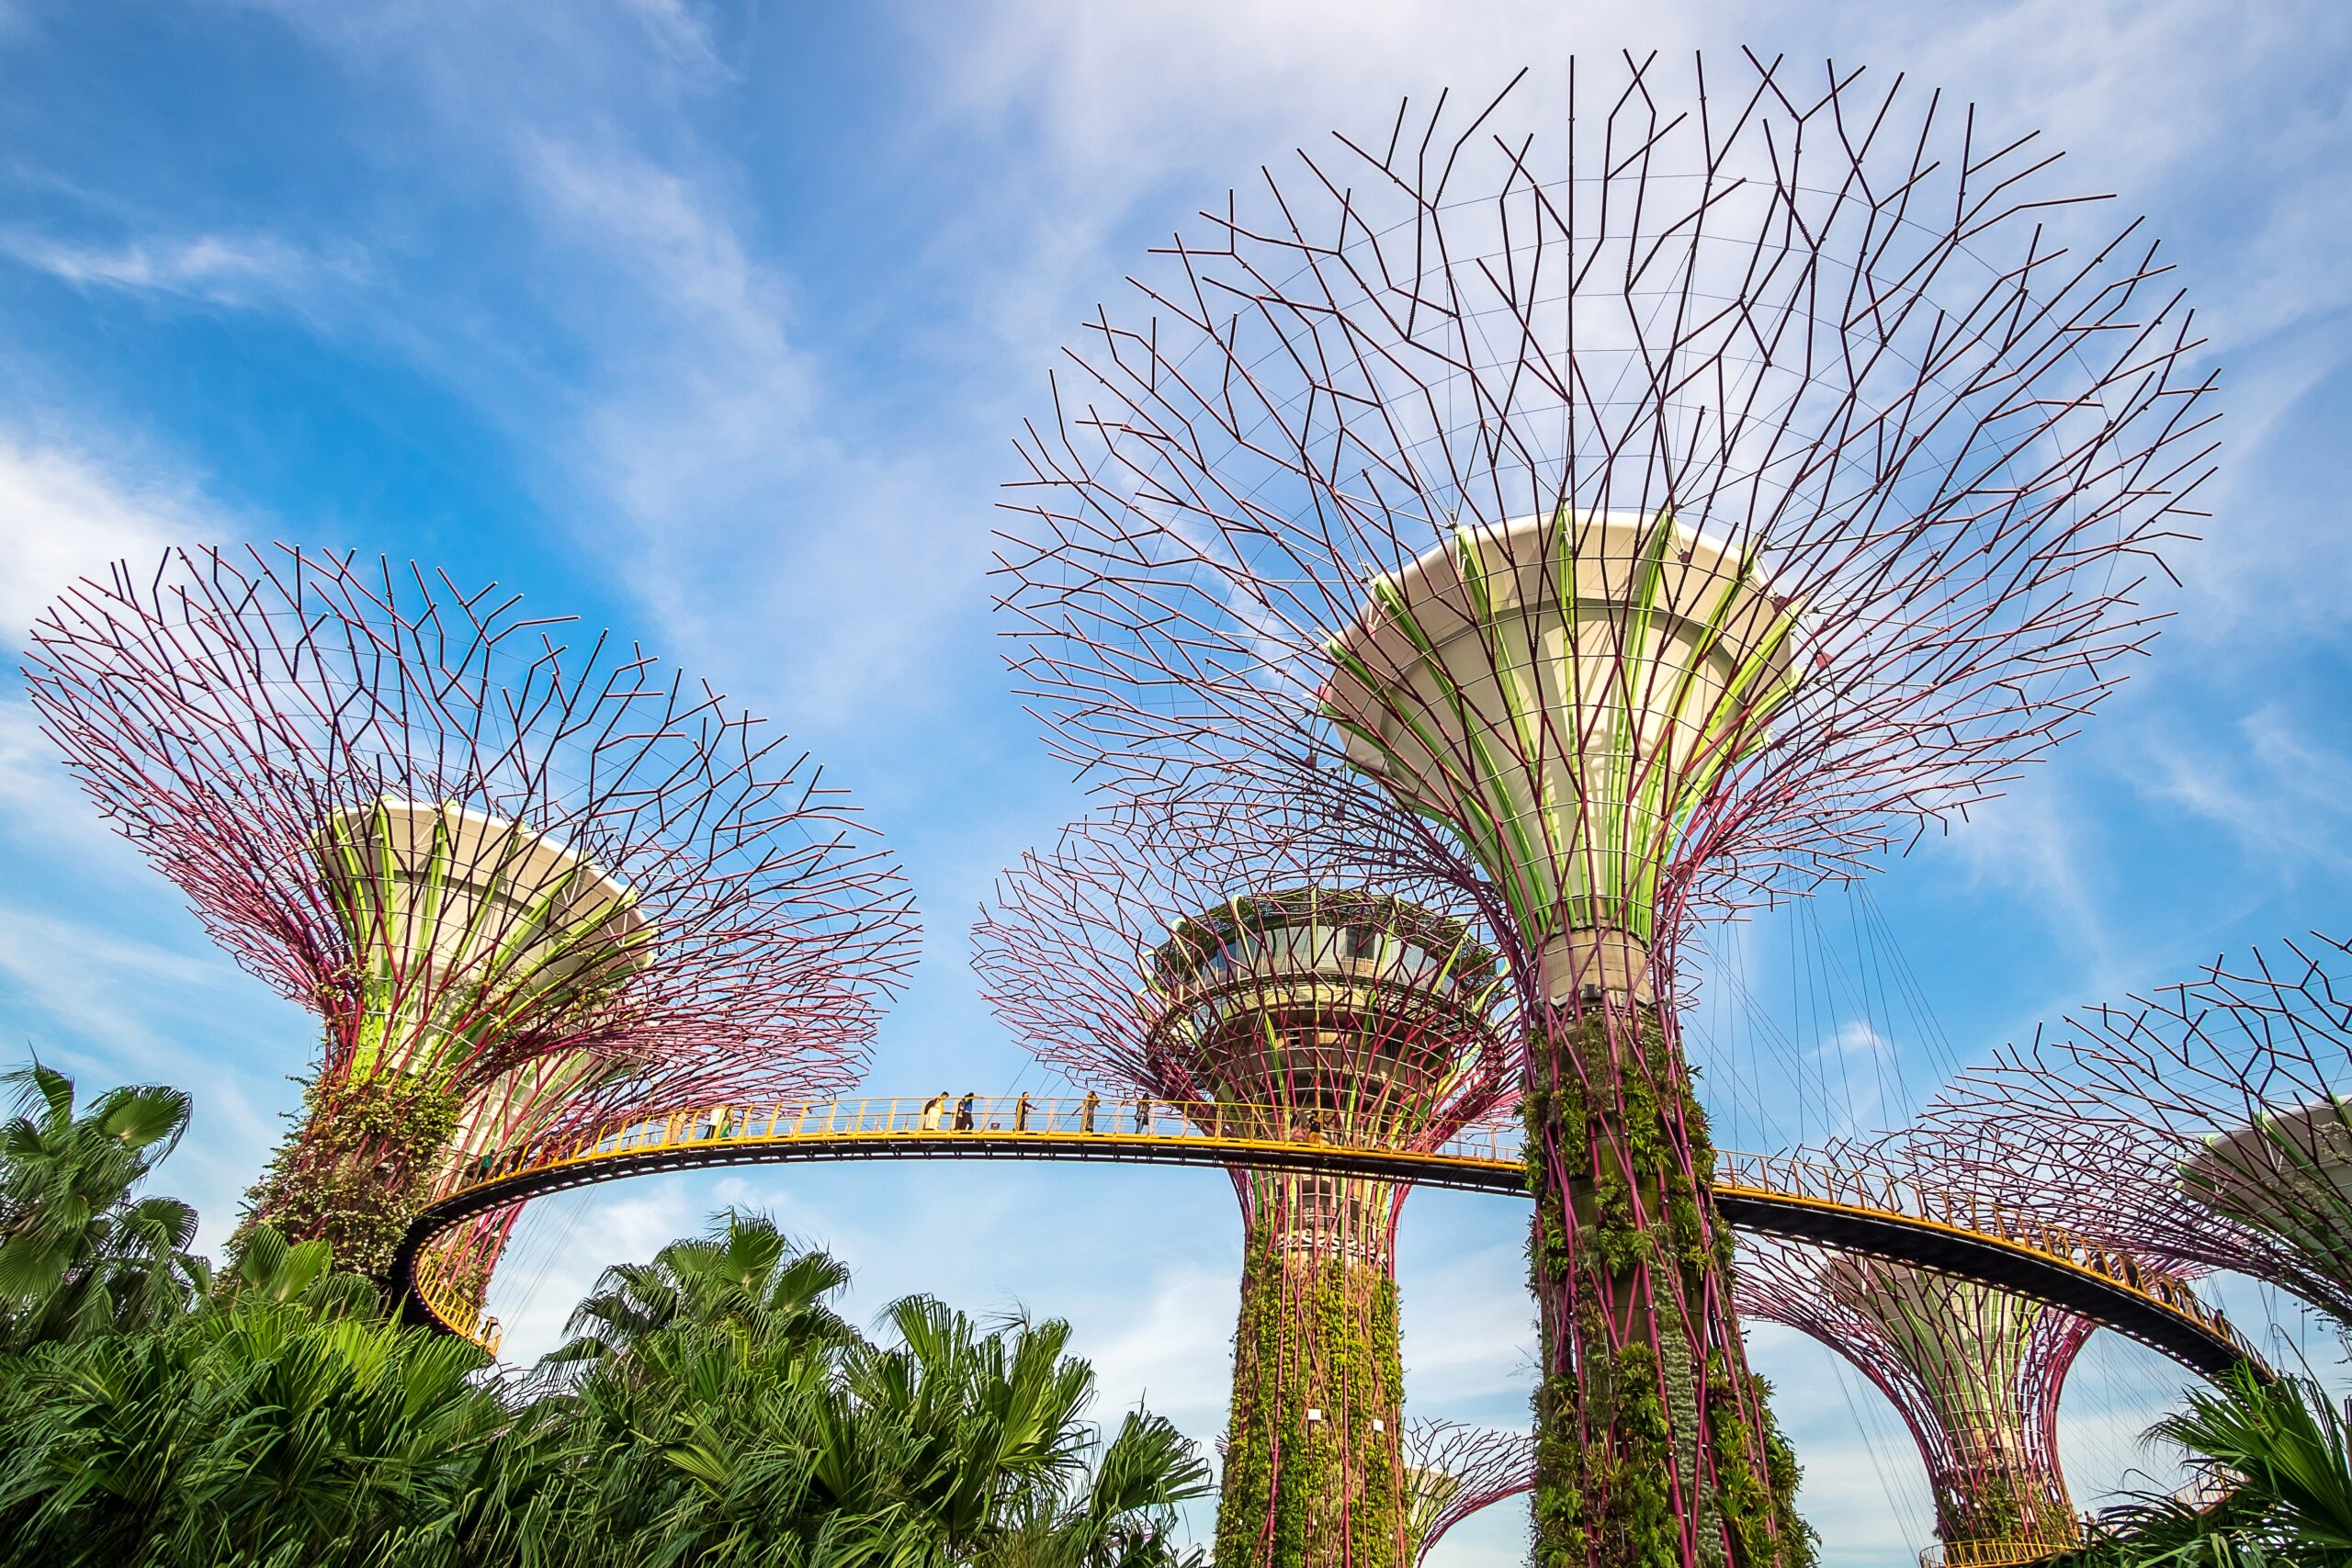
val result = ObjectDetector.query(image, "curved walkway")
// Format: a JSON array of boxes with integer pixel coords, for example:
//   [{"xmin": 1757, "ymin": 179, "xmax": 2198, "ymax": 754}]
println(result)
[{"xmin": 394, "ymin": 1093, "xmax": 2267, "ymax": 1382}]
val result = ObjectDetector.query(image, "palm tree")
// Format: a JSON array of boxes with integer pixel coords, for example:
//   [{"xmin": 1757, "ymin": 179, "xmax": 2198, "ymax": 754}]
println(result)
[
  {"xmin": 544, "ymin": 1208, "xmax": 858, "ymax": 1368},
  {"xmin": 0, "ymin": 1295, "xmax": 516, "ymax": 1566},
  {"xmin": 513, "ymin": 1244, "xmax": 1209, "ymax": 1567},
  {"xmin": 821, "ymin": 1297, "xmax": 1205, "ymax": 1562},
  {"xmin": 975, "ymin": 1409, "xmax": 1214, "ymax": 1568},
  {"xmin": 2078, "ymin": 1366, "xmax": 2352, "ymax": 1565},
  {"xmin": 0, "ymin": 1144, "xmax": 1212, "ymax": 1568},
  {"xmin": 0, "ymin": 1062, "xmax": 204, "ymax": 1345},
  {"xmin": 207, "ymin": 1224, "xmax": 380, "ymax": 1319}
]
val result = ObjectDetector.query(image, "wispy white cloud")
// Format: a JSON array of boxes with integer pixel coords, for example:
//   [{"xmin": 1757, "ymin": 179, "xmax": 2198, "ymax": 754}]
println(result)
[
  {"xmin": 485, "ymin": 1184, "xmax": 702, "ymax": 1357},
  {"xmin": 0, "ymin": 428, "xmax": 285, "ymax": 1253},
  {"xmin": 0, "ymin": 430, "xmax": 243, "ymax": 852},
  {"xmin": 1928, "ymin": 776, "xmax": 2119, "ymax": 981},
  {"xmin": 1743, "ymin": 1320, "xmax": 1939, "ymax": 1564},
  {"xmin": 0, "ymin": 899, "xmax": 295, "ymax": 1256},
  {"xmin": 0, "ymin": 432, "xmax": 209, "ymax": 634},
  {"xmin": 616, "ymin": 0, "xmax": 723, "ymax": 71},
  {"xmin": 166, "ymin": 7, "xmax": 993, "ymax": 726},
  {"xmin": 0, "ymin": 229, "xmax": 354, "ymax": 307},
  {"xmin": 1397, "ymin": 1227, "xmax": 1537, "ymax": 1409},
  {"xmin": 496, "ymin": 131, "xmax": 988, "ymax": 725},
  {"xmin": 0, "ymin": 907, "xmax": 240, "ymax": 1074},
  {"xmin": 1080, "ymin": 1260, "xmax": 1238, "ymax": 1430},
  {"xmin": 2137, "ymin": 700, "xmax": 2352, "ymax": 876}
]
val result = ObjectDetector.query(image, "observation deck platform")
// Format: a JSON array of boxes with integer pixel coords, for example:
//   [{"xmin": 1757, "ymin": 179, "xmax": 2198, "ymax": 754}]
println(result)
[{"xmin": 395, "ymin": 1093, "xmax": 2267, "ymax": 1384}]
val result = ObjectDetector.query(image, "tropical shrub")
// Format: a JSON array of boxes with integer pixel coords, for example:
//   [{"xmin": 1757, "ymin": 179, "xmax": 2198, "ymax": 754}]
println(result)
[
  {"xmin": 2070, "ymin": 1364, "xmax": 2352, "ymax": 1567},
  {"xmin": 0, "ymin": 1066, "xmax": 1209, "ymax": 1568}
]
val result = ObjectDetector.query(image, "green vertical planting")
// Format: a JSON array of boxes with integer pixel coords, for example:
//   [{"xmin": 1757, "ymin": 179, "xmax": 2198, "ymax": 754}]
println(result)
[
  {"xmin": 1525, "ymin": 1010, "xmax": 1812, "ymax": 1568},
  {"xmin": 1216, "ymin": 1219, "xmax": 1407, "ymax": 1568}
]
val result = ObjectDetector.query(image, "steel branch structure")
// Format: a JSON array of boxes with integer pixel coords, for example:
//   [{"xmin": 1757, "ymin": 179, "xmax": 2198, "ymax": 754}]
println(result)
[
  {"xmin": 1403, "ymin": 1419, "xmax": 1537, "ymax": 1565},
  {"xmin": 1924, "ymin": 935, "xmax": 2352, "ymax": 1337},
  {"xmin": 1736, "ymin": 1125, "xmax": 2102, "ymax": 1568},
  {"xmin": 973, "ymin": 792, "xmax": 1514, "ymax": 1568},
  {"xmin": 994, "ymin": 52, "xmax": 2213, "ymax": 1568},
  {"xmin": 26, "ymin": 545, "xmax": 919, "ymax": 1285},
  {"xmin": 1737, "ymin": 1237, "xmax": 2090, "ymax": 1566}
]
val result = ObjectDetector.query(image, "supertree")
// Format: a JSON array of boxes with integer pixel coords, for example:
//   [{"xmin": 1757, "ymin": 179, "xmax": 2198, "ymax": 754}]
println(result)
[
  {"xmin": 1923, "ymin": 935, "xmax": 2352, "ymax": 1339},
  {"xmin": 972, "ymin": 790, "xmax": 1514, "ymax": 1568},
  {"xmin": 993, "ymin": 53, "xmax": 2215, "ymax": 1567},
  {"xmin": 25, "ymin": 545, "xmax": 919, "ymax": 1282},
  {"xmin": 1734, "ymin": 1147, "xmax": 2098, "ymax": 1568},
  {"xmin": 1403, "ymin": 1420, "xmax": 1537, "ymax": 1565},
  {"xmin": 1737, "ymin": 1240, "xmax": 2091, "ymax": 1564}
]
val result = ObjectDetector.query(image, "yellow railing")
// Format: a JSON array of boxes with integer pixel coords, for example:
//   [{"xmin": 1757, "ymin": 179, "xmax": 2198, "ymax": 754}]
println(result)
[
  {"xmin": 1713, "ymin": 1149, "xmax": 2262, "ymax": 1370},
  {"xmin": 412, "ymin": 1253, "xmax": 504, "ymax": 1358},
  {"xmin": 411, "ymin": 1094, "xmax": 2256, "ymax": 1372},
  {"xmin": 431, "ymin": 1094, "xmax": 1523, "ymax": 1190},
  {"xmin": 1918, "ymin": 1526, "xmax": 2086, "ymax": 1568}
]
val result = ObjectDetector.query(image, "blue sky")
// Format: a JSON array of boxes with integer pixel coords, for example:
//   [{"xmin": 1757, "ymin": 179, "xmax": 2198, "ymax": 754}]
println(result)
[{"xmin": 2, "ymin": 1, "xmax": 2350, "ymax": 1562}]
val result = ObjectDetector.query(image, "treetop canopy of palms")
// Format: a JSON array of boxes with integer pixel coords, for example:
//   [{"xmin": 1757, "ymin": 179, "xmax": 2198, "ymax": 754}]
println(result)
[
  {"xmin": 0, "ymin": 1056, "xmax": 1213, "ymax": 1567},
  {"xmin": 0, "ymin": 1062, "xmax": 205, "ymax": 1347},
  {"xmin": 547, "ymin": 1207, "xmax": 859, "ymax": 1367}
]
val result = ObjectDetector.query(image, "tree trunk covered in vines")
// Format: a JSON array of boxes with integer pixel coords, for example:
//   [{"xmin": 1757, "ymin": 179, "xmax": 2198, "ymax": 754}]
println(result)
[
  {"xmin": 1526, "ymin": 1004, "xmax": 1813, "ymax": 1568},
  {"xmin": 241, "ymin": 1069, "xmax": 463, "ymax": 1283},
  {"xmin": 1216, "ymin": 1198, "xmax": 1406, "ymax": 1568}
]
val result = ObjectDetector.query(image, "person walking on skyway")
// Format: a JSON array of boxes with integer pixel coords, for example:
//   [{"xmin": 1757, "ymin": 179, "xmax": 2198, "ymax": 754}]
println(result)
[
  {"xmin": 956, "ymin": 1093, "xmax": 977, "ymax": 1132},
  {"xmin": 921, "ymin": 1092, "xmax": 947, "ymax": 1132}
]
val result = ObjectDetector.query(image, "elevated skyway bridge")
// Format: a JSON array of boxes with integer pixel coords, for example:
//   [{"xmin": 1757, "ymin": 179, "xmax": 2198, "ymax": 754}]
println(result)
[{"xmin": 396, "ymin": 1092, "xmax": 2268, "ymax": 1384}]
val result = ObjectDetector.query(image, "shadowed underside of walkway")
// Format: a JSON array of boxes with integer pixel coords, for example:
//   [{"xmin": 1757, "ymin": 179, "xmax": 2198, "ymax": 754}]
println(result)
[{"xmin": 393, "ymin": 1093, "xmax": 2267, "ymax": 1382}]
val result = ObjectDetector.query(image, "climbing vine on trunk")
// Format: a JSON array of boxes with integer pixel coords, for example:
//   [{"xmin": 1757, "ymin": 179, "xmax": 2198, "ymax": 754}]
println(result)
[
  {"xmin": 1526, "ymin": 1005, "xmax": 1813, "ymax": 1568},
  {"xmin": 1216, "ymin": 1226, "xmax": 1406, "ymax": 1568},
  {"xmin": 242, "ymin": 1070, "xmax": 462, "ymax": 1282}
]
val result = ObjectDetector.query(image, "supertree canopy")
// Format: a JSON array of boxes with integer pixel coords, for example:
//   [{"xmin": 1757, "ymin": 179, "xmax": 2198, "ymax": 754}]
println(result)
[
  {"xmin": 1776, "ymin": 1120, "xmax": 2128, "ymax": 1564},
  {"xmin": 26, "ymin": 546, "xmax": 919, "ymax": 1280},
  {"xmin": 972, "ymin": 791, "xmax": 1513, "ymax": 1568},
  {"xmin": 1924, "ymin": 936, "xmax": 2352, "ymax": 1337},
  {"xmin": 995, "ymin": 54, "xmax": 2213, "ymax": 1568},
  {"xmin": 1402, "ymin": 1420, "xmax": 1537, "ymax": 1566},
  {"xmin": 1736, "ymin": 1221, "xmax": 2094, "ymax": 1565}
]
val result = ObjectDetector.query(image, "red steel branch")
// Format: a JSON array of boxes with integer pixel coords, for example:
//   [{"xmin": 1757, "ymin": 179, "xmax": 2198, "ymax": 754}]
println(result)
[
  {"xmin": 1925, "ymin": 936, "xmax": 2352, "ymax": 1333},
  {"xmin": 1403, "ymin": 1419, "xmax": 1536, "ymax": 1564},
  {"xmin": 25, "ymin": 545, "xmax": 919, "ymax": 1247},
  {"xmin": 974, "ymin": 785, "xmax": 1516, "ymax": 1568},
  {"xmin": 972, "ymin": 785, "xmax": 1519, "ymax": 1233},
  {"xmin": 1739, "ymin": 1125, "xmax": 2099, "ymax": 1558}
]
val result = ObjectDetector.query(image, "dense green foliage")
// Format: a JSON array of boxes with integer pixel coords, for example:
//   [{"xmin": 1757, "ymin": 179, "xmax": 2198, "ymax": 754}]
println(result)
[
  {"xmin": 1525, "ymin": 1010, "xmax": 1812, "ymax": 1568},
  {"xmin": 242, "ymin": 1069, "xmax": 464, "ymax": 1282},
  {"xmin": 1212, "ymin": 1229, "xmax": 1403, "ymax": 1568},
  {"xmin": 2067, "ymin": 1366, "xmax": 2352, "ymax": 1567},
  {"xmin": 0, "ymin": 1066, "xmax": 1211, "ymax": 1568},
  {"xmin": 0, "ymin": 1062, "xmax": 206, "ymax": 1346}
]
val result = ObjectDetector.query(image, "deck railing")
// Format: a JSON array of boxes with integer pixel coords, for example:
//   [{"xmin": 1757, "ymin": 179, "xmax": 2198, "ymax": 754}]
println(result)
[
  {"xmin": 1712, "ymin": 1149, "xmax": 2260, "ymax": 1368},
  {"xmin": 411, "ymin": 1094, "xmax": 2258, "ymax": 1374}
]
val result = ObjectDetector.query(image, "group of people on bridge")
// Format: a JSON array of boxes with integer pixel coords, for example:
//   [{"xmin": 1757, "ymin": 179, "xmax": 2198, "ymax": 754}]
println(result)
[{"xmin": 918, "ymin": 1091, "xmax": 1156, "ymax": 1134}]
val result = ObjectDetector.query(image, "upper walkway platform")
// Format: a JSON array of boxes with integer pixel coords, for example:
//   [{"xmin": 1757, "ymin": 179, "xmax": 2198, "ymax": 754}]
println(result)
[{"xmin": 395, "ymin": 1092, "xmax": 2267, "ymax": 1382}]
